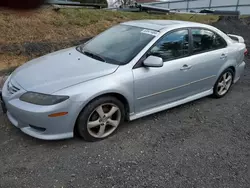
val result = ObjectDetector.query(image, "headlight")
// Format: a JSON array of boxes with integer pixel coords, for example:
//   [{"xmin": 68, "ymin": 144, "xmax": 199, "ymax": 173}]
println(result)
[{"xmin": 20, "ymin": 92, "xmax": 69, "ymax": 105}]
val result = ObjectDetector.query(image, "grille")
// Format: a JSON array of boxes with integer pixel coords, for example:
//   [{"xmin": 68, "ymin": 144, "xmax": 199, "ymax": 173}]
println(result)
[{"xmin": 7, "ymin": 81, "xmax": 20, "ymax": 94}]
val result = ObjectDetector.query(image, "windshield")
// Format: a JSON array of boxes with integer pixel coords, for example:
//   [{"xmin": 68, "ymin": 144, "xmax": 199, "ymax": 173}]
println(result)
[{"xmin": 78, "ymin": 24, "xmax": 158, "ymax": 65}]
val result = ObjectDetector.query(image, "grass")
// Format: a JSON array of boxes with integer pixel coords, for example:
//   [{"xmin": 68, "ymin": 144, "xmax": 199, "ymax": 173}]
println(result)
[
  {"xmin": 0, "ymin": 8, "xmax": 219, "ymax": 73},
  {"xmin": 0, "ymin": 8, "xmax": 219, "ymax": 44},
  {"xmin": 0, "ymin": 54, "xmax": 28, "ymax": 72}
]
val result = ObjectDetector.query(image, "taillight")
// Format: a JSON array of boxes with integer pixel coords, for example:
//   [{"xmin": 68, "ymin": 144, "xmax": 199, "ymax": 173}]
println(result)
[{"xmin": 244, "ymin": 48, "xmax": 248, "ymax": 56}]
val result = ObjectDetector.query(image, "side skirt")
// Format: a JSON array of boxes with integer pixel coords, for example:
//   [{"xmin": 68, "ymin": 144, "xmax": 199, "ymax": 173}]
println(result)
[{"xmin": 129, "ymin": 89, "xmax": 213, "ymax": 121}]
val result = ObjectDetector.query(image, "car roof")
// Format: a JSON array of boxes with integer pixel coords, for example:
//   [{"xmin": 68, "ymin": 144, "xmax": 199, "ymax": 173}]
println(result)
[{"xmin": 122, "ymin": 20, "xmax": 207, "ymax": 31}]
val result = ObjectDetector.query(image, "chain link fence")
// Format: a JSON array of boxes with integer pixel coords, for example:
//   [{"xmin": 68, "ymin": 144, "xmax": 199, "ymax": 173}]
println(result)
[{"xmin": 148, "ymin": 0, "xmax": 250, "ymax": 15}]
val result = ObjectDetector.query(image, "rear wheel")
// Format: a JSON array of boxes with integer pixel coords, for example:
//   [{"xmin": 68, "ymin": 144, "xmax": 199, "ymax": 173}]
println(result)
[
  {"xmin": 76, "ymin": 96, "xmax": 125, "ymax": 142},
  {"xmin": 213, "ymin": 68, "xmax": 234, "ymax": 98}
]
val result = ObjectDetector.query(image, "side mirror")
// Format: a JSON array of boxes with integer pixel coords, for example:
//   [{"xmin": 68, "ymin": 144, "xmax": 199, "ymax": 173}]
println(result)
[{"xmin": 143, "ymin": 55, "xmax": 163, "ymax": 68}]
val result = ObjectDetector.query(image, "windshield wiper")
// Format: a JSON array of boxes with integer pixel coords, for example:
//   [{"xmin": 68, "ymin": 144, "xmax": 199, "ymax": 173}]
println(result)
[
  {"xmin": 83, "ymin": 51, "xmax": 105, "ymax": 62},
  {"xmin": 77, "ymin": 46, "xmax": 105, "ymax": 62},
  {"xmin": 76, "ymin": 46, "xmax": 120, "ymax": 65}
]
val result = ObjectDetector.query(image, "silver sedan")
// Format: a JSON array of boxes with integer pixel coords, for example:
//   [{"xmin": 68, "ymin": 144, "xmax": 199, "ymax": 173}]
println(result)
[{"xmin": 1, "ymin": 20, "xmax": 247, "ymax": 141}]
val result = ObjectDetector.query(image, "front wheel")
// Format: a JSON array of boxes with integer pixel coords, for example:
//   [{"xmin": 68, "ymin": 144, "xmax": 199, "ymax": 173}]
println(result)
[
  {"xmin": 76, "ymin": 96, "xmax": 125, "ymax": 142},
  {"xmin": 213, "ymin": 68, "xmax": 234, "ymax": 98}
]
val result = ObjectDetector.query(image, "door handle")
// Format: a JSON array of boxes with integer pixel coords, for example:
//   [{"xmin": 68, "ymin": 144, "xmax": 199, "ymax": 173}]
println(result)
[
  {"xmin": 180, "ymin": 64, "xmax": 192, "ymax": 71},
  {"xmin": 220, "ymin": 53, "xmax": 227, "ymax": 59}
]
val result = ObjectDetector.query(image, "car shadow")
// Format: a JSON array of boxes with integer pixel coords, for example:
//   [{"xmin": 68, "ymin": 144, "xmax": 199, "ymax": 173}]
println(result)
[{"xmin": 119, "ymin": 95, "xmax": 213, "ymax": 132}]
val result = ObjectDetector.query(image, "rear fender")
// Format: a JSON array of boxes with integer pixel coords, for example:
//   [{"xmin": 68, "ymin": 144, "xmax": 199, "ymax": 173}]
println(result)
[{"xmin": 216, "ymin": 60, "xmax": 236, "ymax": 81}]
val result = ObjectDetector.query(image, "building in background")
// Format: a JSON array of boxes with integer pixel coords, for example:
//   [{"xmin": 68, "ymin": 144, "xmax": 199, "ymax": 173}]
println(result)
[{"xmin": 146, "ymin": 0, "xmax": 250, "ymax": 15}]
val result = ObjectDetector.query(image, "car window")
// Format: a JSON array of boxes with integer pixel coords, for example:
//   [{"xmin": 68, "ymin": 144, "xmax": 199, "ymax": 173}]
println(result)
[
  {"xmin": 148, "ymin": 30, "xmax": 189, "ymax": 62},
  {"xmin": 191, "ymin": 28, "xmax": 227, "ymax": 54}
]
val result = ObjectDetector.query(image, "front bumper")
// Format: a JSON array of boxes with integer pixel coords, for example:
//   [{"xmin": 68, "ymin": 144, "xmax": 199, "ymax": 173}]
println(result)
[
  {"xmin": 1, "ymin": 79, "xmax": 81, "ymax": 140},
  {"xmin": 4, "ymin": 98, "xmax": 77, "ymax": 140},
  {"xmin": 6, "ymin": 111, "xmax": 73, "ymax": 140}
]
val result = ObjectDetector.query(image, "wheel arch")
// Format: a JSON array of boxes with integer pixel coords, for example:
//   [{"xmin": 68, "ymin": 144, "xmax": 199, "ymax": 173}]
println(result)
[
  {"xmin": 217, "ymin": 63, "xmax": 236, "ymax": 81},
  {"xmin": 228, "ymin": 66, "xmax": 235, "ymax": 76},
  {"xmin": 73, "ymin": 92, "xmax": 131, "ymax": 135},
  {"xmin": 93, "ymin": 92, "xmax": 131, "ymax": 120}
]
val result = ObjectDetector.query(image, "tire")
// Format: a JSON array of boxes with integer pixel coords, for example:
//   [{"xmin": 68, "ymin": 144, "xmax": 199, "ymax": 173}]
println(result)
[
  {"xmin": 76, "ymin": 96, "xmax": 125, "ymax": 142},
  {"xmin": 213, "ymin": 68, "xmax": 234, "ymax": 98}
]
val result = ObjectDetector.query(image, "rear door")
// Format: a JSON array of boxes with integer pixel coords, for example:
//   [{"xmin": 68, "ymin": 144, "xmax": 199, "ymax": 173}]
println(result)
[{"xmin": 186, "ymin": 28, "xmax": 228, "ymax": 95}]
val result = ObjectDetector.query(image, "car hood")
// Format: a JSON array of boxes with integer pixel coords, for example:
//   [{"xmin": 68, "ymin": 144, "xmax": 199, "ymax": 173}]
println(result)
[{"xmin": 11, "ymin": 47, "xmax": 119, "ymax": 94}]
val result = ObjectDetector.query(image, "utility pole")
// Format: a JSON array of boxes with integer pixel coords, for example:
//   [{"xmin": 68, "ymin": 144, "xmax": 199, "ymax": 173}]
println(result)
[
  {"xmin": 236, "ymin": 0, "xmax": 240, "ymax": 11},
  {"xmin": 209, "ymin": 0, "xmax": 212, "ymax": 9},
  {"xmin": 187, "ymin": 0, "xmax": 189, "ymax": 12}
]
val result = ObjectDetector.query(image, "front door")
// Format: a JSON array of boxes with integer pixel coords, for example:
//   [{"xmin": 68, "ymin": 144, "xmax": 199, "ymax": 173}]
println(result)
[{"xmin": 132, "ymin": 29, "xmax": 193, "ymax": 113}]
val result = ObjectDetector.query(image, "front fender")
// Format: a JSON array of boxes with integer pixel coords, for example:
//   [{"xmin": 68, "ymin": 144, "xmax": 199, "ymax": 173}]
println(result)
[{"xmin": 55, "ymin": 70, "xmax": 134, "ymax": 118}]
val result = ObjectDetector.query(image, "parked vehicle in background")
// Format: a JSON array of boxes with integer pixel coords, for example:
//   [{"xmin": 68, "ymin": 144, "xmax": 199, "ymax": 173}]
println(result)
[{"xmin": 1, "ymin": 20, "xmax": 247, "ymax": 141}]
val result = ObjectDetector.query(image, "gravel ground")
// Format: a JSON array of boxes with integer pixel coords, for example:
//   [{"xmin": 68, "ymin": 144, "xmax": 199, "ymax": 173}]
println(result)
[
  {"xmin": 1, "ymin": 20, "xmax": 250, "ymax": 188},
  {"xmin": 0, "ymin": 61, "xmax": 249, "ymax": 188}
]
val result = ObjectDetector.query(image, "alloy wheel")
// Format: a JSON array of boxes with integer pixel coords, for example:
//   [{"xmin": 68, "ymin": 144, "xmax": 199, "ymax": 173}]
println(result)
[
  {"xmin": 87, "ymin": 103, "xmax": 121, "ymax": 138},
  {"xmin": 217, "ymin": 72, "xmax": 233, "ymax": 96}
]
